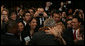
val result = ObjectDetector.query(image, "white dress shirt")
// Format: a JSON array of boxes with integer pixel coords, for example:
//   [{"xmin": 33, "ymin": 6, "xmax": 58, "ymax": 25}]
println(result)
[{"xmin": 72, "ymin": 29, "xmax": 80, "ymax": 38}]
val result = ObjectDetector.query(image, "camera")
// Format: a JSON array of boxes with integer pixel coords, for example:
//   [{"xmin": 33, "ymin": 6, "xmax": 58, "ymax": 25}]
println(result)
[{"xmin": 39, "ymin": 13, "xmax": 43, "ymax": 17}]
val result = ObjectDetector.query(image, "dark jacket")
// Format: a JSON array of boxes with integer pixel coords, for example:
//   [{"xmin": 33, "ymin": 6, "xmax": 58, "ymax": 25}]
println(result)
[
  {"xmin": 62, "ymin": 28, "xmax": 74, "ymax": 45},
  {"xmin": 29, "ymin": 31, "xmax": 60, "ymax": 45},
  {"xmin": 1, "ymin": 33, "xmax": 21, "ymax": 45}
]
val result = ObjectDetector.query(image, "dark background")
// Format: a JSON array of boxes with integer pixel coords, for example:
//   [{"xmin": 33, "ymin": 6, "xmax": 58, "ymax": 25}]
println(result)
[{"xmin": 1, "ymin": 0, "xmax": 84, "ymax": 9}]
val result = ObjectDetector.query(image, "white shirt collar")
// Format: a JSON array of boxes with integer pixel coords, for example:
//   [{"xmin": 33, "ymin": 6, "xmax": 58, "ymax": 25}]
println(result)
[{"xmin": 23, "ymin": 20, "xmax": 27, "ymax": 26}]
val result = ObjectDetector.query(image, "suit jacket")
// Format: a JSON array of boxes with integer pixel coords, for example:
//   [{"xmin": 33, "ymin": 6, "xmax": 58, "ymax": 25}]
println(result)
[
  {"xmin": 62, "ymin": 28, "xmax": 74, "ymax": 45},
  {"xmin": 29, "ymin": 31, "xmax": 60, "ymax": 45},
  {"xmin": 1, "ymin": 33, "xmax": 21, "ymax": 45}
]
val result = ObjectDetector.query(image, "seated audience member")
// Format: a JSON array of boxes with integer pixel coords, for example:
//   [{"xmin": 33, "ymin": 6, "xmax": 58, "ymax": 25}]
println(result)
[{"xmin": 1, "ymin": 21, "xmax": 21, "ymax": 45}]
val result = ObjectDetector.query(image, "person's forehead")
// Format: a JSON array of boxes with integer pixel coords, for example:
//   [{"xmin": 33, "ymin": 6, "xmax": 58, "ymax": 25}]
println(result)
[
  {"xmin": 32, "ymin": 19, "xmax": 37, "ymax": 21},
  {"xmin": 18, "ymin": 22, "xmax": 23, "ymax": 25},
  {"xmin": 2, "ymin": 11, "xmax": 7, "ymax": 13},
  {"xmin": 67, "ymin": 20, "xmax": 72, "ymax": 23},
  {"xmin": 53, "ymin": 14, "xmax": 60, "ymax": 17},
  {"xmin": 26, "ymin": 13, "xmax": 30, "ymax": 15},
  {"xmin": 72, "ymin": 18, "xmax": 78, "ymax": 22}
]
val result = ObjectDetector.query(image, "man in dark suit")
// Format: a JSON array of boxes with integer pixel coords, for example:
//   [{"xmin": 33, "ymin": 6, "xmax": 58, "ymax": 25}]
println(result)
[
  {"xmin": 63, "ymin": 17, "xmax": 82, "ymax": 45},
  {"xmin": 1, "ymin": 21, "xmax": 21, "ymax": 45}
]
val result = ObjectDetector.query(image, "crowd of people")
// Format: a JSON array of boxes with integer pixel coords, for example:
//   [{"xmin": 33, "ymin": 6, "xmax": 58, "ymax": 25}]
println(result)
[{"xmin": 1, "ymin": 1, "xmax": 84, "ymax": 45}]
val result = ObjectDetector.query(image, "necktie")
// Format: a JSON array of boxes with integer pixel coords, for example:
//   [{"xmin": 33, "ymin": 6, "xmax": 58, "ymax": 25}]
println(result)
[{"xmin": 74, "ymin": 30, "xmax": 76, "ymax": 40}]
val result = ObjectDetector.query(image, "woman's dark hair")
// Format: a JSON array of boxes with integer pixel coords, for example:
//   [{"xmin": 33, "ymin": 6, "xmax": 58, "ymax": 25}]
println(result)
[
  {"xmin": 17, "ymin": 20, "xmax": 25, "ymax": 28},
  {"xmin": 28, "ymin": 17, "xmax": 37, "ymax": 24}
]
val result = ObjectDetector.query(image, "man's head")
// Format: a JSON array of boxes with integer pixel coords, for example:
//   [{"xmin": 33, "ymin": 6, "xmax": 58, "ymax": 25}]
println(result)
[
  {"xmin": 1, "ymin": 9, "xmax": 9, "ymax": 22},
  {"xmin": 9, "ymin": 11, "xmax": 17, "ymax": 20},
  {"xmin": 67, "ymin": 19, "xmax": 72, "ymax": 28},
  {"xmin": 71, "ymin": 18, "xmax": 81, "ymax": 30},
  {"xmin": 18, "ymin": 9, "xmax": 24, "ymax": 16},
  {"xmin": 43, "ymin": 18, "xmax": 65, "ymax": 36},
  {"xmin": 52, "ymin": 12, "xmax": 61, "ymax": 23},
  {"xmin": 28, "ymin": 9, "xmax": 34, "ymax": 15},
  {"xmin": 23, "ymin": 11, "xmax": 31, "ymax": 22},
  {"xmin": 7, "ymin": 21, "xmax": 18, "ymax": 34},
  {"xmin": 1, "ymin": 9, "xmax": 9, "ymax": 16},
  {"xmin": 44, "ymin": 18, "xmax": 56, "ymax": 28},
  {"xmin": 46, "ymin": 2, "xmax": 52, "ymax": 7}
]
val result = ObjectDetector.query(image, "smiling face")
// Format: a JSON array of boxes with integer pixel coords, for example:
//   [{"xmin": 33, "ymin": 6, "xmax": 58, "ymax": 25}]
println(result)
[
  {"xmin": 71, "ymin": 18, "xmax": 80, "ymax": 30},
  {"xmin": 18, "ymin": 22, "xmax": 24, "ymax": 32},
  {"xmin": 29, "ymin": 18, "xmax": 37, "ymax": 30},
  {"xmin": 24, "ymin": 13, "xmax": 31, "ymax": 21}
]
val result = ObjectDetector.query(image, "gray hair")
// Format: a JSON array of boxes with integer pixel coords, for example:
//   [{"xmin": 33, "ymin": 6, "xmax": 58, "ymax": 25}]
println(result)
[{"xmin": 44, "ymin": 18, "xmax": 56, "ymax": 27}]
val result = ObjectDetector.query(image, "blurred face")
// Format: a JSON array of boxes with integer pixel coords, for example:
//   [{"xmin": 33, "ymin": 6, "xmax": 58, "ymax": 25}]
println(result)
[
  {"xmin": 18, "ymin": 22, "xmax": 24, "ymax": 32},
  {"xmin": 28, "ymin": 9, "xmax": 34, "ymax": 13},
  {"xmin": 62, "ymin": 12, "xmax": 66, "ymax": 17},
  {"xmin": 46, "ymin": 2, "xmax": 51, "ymax": 7},
  {"xmin": 55, "ymin": 25, "xmax": 63, "ymax": 33},
  {"xmin": 29, "ymin": 19, "xmax": 37, "ymax": 30},
  {"xmin": 19, "ymin": 9, "xmax": 24, "ymax": 15},
  {"xmin": 68, "ymin": 9, "xmax": 72, "ymax": 13},
  {"xmin": 38, "ymin": 8, "xmax": 44, "ymax": 13},
  {"xmin": 67, "ymin": 20, "xmax": 72, "ymax": 28},
  {"xmin": 2, "ymin": 10, "xmax": 8, "ymax": 16},
  {"xmin": 25, "ymin": 13, "xmax": 31, "ymax": 21},
  {"xmin": 61, "ymin": 2, "xmax": 64, "ymax": 7},
  {"xmin": 72, "ymin": 18, "xmax": 80, "ymax": 30},
  {"xmin": 10, "ymin": 13, "xmax": 16, "ymax": 20},
  {"xmin": 1, "ymin": 10, "xmax": 8, "ymax": 22},
  {"xmin": 68, "ymin": 16, "xmax": 73, "ymax": 19},
  {"xmin": 53, "ymin": 13, "xmax": 61, "ymax": 23}
]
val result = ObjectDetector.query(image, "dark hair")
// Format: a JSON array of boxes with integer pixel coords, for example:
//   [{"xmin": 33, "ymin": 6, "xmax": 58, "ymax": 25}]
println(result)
[
  {"xmin": 9, "ymin": 10, "xmax": 17, "ymax": 17},
  {"xmin": 23, "ymin": 11, "xmax": 30, "ymax": 17},
  {"xmin": 28, "ymin": 17, "xmax": 37, "ymax": 24},
  {"xmin": 52, "ymin": 10, "xmax": 60, "ymax": 17},
  {"xmin": 7, "ymin": 21, "xmax": 18, "ymax": 31},
  {"xmin": 17, "ymin": 20, "xmax": 25, "ymax": 27},
  {"xmin": 72, "ymin": 17, "xmax": 81, "ymax": 22}
]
